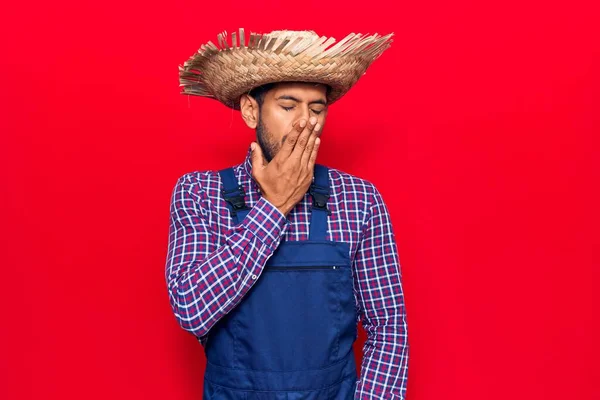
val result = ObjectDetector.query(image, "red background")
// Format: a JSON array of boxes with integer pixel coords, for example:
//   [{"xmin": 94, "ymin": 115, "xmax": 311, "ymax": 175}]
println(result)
[{"xmin": 1, "ymin": 1, "xmax": 599, "ymax": 399}]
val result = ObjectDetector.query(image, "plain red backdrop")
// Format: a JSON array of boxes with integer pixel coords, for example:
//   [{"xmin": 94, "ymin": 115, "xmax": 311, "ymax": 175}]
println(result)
[{"xmin": 1, "ymin": 0, "xmax": 599, "ymax": 399}]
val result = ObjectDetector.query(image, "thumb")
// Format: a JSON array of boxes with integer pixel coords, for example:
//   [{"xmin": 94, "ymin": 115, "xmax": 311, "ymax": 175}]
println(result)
[{"xmin": 250, "ymin": 142, "xmax": 267, "ymax": 171}]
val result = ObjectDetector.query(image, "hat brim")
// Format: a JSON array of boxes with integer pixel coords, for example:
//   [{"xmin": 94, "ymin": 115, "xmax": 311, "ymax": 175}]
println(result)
[{"xmin": 179, "ymin": 29, "xmax": 394, "ymax": 110}]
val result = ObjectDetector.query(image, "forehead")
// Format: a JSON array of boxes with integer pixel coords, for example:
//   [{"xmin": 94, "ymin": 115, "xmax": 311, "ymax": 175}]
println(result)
[{"xmin": 268, "ymin": 82, "xmax": 328, "ymax": 100}]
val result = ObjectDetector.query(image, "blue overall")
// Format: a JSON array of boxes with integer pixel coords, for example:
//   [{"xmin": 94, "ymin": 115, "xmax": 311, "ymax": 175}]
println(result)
[{"xmin": 202, "ymin": 164, "xmax": 358, "ymax": 399}]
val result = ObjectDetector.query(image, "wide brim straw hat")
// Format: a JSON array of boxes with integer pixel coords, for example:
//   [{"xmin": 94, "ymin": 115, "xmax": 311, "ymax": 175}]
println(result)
[{"xmin": 179, "ymin": 28, "xmax": 394, "ymax": 110}]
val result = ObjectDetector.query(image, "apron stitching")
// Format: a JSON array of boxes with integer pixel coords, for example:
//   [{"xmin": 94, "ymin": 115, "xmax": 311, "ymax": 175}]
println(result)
[
  {"xmin": 334, "ymin": 276, "xmax": 342, "ymax": 361},
  {"xmin": 204, "ymin": 371, "xmax": 356, "ymax": 393},
  {"xmin": 233, "ymin": 312, "xmax": 240, "ymax": 368},
  {"xmin": 206, "ymin": 347, "xmax": 353, "ymax": 372}
]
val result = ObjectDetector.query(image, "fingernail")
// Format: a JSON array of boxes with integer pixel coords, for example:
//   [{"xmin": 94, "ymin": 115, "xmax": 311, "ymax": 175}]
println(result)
[
  {"xmin": 314, "ymin": 123, "xmax": 321, "ymax": 131},
  {"xmin": 309, "ymin": 117, "xmax": 317, "ymax": 125},
  {"xmin": 300, "ymin": 120, "xmax": 307, "ymax": 127}
]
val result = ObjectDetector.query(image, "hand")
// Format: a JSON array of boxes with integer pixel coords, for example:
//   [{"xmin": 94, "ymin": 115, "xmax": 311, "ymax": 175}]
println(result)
[{"xmin": 250, "ymin": 116, "xmax": 322, "ymax": 217}]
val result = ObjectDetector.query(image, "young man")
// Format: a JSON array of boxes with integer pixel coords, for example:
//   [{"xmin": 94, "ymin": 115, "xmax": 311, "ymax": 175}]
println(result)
[{"xmin": 166, "ymin": 29, "xmax": 409, "ymax": 399}]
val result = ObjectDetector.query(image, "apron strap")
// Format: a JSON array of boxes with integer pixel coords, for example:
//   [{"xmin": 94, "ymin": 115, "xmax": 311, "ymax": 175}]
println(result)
[
  {"xmin": 219, "ymin": 164, "xmax": 330, "ymax": 239},
  {"xmin": 218, "ymin": 167, "xmax": 250, "ymax": 225},
  {"xmin": 308, "ymin": 164, "xmax": 331, "ymax": 241}
]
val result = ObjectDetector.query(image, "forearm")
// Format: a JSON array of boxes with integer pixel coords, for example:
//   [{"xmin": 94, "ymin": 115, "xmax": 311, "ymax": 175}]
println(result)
[
  {"xmin": 354, "ymin": 316, "xmax": 409, "ymax": 399},
  {"xmin": 166, "ymin": 193, "xmax": 288, "ymax": 338}
]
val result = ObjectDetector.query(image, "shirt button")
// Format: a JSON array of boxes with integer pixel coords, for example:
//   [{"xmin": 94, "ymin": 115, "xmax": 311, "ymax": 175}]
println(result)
[{"xmin": 251, "ymin": 274, "xmax": 258, "ymax": 280}]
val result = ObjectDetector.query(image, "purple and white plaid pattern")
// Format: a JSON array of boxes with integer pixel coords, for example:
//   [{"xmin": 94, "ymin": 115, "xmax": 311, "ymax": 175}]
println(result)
[{"xmin": 165, "ymin": 144, "xmax": 409, "ymax": 399}]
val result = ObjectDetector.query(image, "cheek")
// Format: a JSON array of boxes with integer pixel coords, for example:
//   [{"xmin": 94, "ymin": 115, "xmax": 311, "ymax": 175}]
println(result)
[{"xmin": 268, "ymin": 112, "xmax": 295, "ymax": 139}]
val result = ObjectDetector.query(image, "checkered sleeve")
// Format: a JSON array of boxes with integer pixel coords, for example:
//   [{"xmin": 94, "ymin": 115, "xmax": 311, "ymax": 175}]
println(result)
[
  {"xmin": 353, "ymin": 183, "xmax": 409, "ymax": 399},
  {"xmin": 165, "ymin": 174, "xmax": 289, "ymax": 340}
]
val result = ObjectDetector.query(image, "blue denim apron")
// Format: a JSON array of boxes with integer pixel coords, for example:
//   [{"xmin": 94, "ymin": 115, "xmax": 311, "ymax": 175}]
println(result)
[{"xmin": 202, "ymin": 164, "xmax": 358, "ymax": 399}]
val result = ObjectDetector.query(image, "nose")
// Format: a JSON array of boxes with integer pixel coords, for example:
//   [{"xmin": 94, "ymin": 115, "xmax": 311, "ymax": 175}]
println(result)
[{"xmin": 295, "ymin": 105, "xmax": 312, "ymax": 125}]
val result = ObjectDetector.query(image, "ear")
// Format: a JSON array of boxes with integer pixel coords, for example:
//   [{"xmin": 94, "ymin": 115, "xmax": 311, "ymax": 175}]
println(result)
[{"xmin": 239, "ymin": 94, "xmax": 259, "ymax": 129}]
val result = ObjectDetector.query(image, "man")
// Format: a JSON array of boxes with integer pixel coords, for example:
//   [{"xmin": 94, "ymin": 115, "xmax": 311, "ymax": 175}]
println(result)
[{"xmin": 166, "ymin": 29, "xmax": 409, "ymax": 399}]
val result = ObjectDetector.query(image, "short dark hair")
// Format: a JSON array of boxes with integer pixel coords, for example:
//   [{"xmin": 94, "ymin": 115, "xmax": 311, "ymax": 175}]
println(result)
[
  {"xmin": 247, "ymin": 81, "xmax": 332, "ymax": 109},
  {"xmin": 247, "ymin": 82, "xmax": 278, "ymax": 108}
]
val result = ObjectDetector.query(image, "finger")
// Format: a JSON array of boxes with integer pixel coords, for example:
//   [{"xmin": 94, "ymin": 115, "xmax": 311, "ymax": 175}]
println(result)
[
  {"xmin": 301, "ymin": 121, "xmax": 321, "ymax": 168},
  {"xmin": 308, "ymin": 137, "xmax": 320, "ymax": 170},
  {"xmin": 278, "ymin": 119, "xmax": 306, "ymax": 160},
  {"xmin": 250, "ymin": 142, "xmax": 266, "ymax": 177},
  {"xmin": 291, "ymin": 116, "xmax": 317, "ymax": 159}
]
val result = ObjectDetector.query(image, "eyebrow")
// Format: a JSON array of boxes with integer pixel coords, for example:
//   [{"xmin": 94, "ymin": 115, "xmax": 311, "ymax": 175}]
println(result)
[{"xmin": 275, "ymin": 95, "xmax": 327, "ymax": 106}]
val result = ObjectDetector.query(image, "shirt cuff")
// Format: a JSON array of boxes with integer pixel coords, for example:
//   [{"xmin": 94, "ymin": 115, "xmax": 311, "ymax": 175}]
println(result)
[{"xmin": 239, "ymin": 196, "xmax": 290, "ymax": 250}]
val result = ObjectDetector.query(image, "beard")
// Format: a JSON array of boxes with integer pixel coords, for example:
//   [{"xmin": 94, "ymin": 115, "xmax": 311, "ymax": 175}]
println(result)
[{"xmin": 255, "ymin": 111, "xmax": 279, "ymax": 163}]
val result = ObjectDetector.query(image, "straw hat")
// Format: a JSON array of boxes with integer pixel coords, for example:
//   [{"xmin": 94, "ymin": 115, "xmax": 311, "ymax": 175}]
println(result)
[{"xmin": 178, "ymin": 28, "xmax": 394, "ymax": 110}]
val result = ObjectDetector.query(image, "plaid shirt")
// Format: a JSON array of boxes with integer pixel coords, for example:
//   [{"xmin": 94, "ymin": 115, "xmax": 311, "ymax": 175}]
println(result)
[{"xmin": 165, "ymin": 143, "xmax": 409, "ymax": 399}]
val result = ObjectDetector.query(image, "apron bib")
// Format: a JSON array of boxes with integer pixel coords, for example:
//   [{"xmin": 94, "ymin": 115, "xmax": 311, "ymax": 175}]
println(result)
[{"xmin": 203, "ymin": 164, "xmax": 358, "ymax": 399}]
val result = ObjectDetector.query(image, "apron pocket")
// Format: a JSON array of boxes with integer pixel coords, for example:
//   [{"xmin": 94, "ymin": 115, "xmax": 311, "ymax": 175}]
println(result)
[{"xmin": 231, "ymin": 263, "xmax": 353, "ymax": 371}]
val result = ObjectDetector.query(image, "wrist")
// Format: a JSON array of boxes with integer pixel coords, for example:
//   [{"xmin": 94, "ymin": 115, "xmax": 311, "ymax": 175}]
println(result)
[{"xmin": 262, "ymin": 195, "xmax": 290, "ymax": 217}]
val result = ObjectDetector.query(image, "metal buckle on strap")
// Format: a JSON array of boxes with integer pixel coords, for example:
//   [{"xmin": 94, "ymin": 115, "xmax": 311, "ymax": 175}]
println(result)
[
  {"xmin": 222, "ymin": 185, "xmax": 250, "ymax": 215},
  {"xmin": 222, "ymin": 185, "xmax": 245, "ymax": 196},
  {"xmin": 309, "ymin": 185, "xmax": 331, "ymax": 216}
]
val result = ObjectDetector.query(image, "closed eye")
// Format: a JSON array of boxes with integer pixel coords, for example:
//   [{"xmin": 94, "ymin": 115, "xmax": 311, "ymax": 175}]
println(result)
[{"xmin": 281, "ymin": 106, "xmax": 323, "ymax": 115}]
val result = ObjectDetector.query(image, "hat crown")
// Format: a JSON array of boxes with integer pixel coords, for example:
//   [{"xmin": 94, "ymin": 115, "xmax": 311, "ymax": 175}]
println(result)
[{"xmin": 265, "ymin": 30, "xmax": 319, "ymax": 41}]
